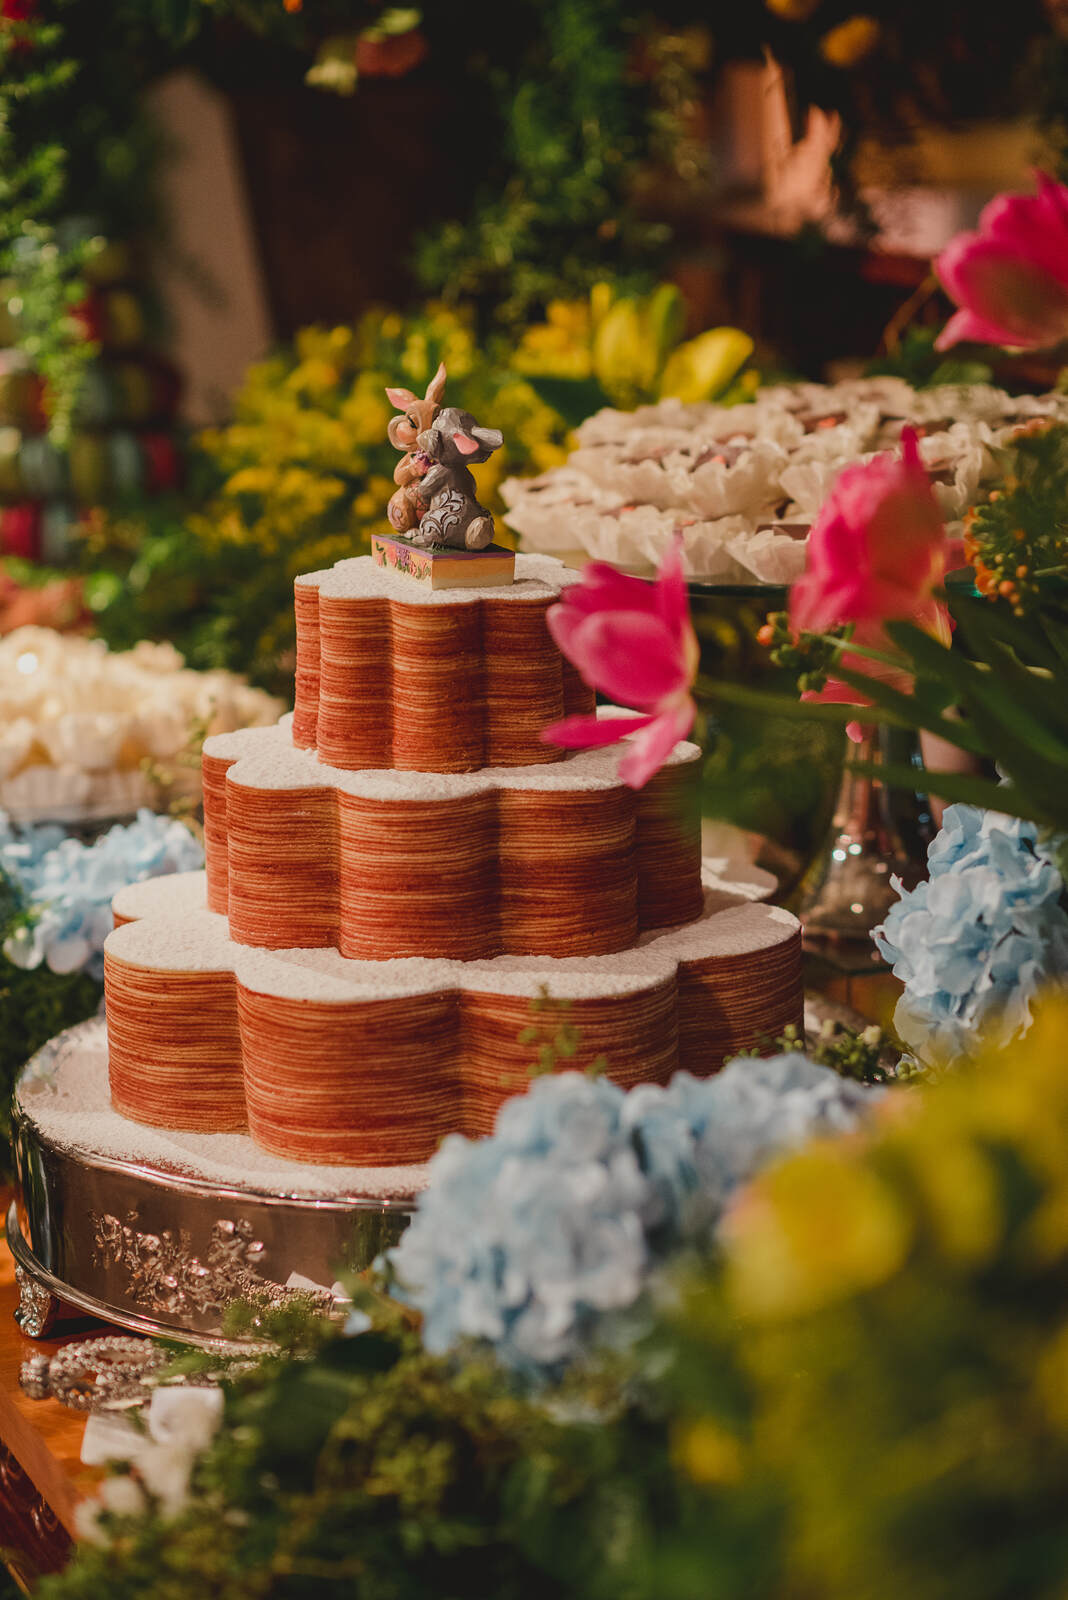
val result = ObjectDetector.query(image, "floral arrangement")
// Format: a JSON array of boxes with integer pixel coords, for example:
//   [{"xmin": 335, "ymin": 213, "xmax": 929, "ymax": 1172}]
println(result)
[
  {"xmin": 0, "ymin": 625, "xmax": 283, "ymax": 823},
  {"xmin": 873, "ymin": 806, "xmax": 1068, "ymax": 1067},
  {"xmin": 773, "ymin": 421, "xmax": 957, "ymax": 740},
  {"xmin": 513, "ymin": 283, "xmax": 756, "ymax": 419},
  {"xmin": 37, "ymin": 1000, "xmax": 1068, "ymax": 1600},
  {"xmin": 0, "ymin": 807, "xmax": 203, "ymax": 1173},
  {"xmin": 733, "ymin": 175, "xmax": 1068, "ymax": 841},
  {"xmin": 1, "ymin": 808, "xmax": 203, "ymax": 978},
  {"xmin": 388, "ymin": 1056, "xmax": 878, "ymax": 1378}
]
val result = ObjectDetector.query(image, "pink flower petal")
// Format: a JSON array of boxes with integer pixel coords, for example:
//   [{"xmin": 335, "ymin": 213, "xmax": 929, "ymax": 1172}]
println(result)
[
  {"xmin": 556, "ymin": 609, "xmax": 687, "ymax": 709},
  {"xmin": 617, "ymin": 700, "xmax": 696, "ymax": 789},
  {"xmin": 545, "ymin": 602, "xmax": 590, "ymax": 663},
  {"xmin": 540, "ymin": 711, "xmax": 656, "ymax": 749},
  {"xmin": 946, "ymin": 242, "xmax": 1068, "ymax": 347},
  {"xmin": 562, "ymin": 562, "xmax": 659, "ymax": 619},
  {"xmin": 655, "ymin": 532, "xmax": 688, "ymax": 639},
  {"xmin": 980, "ymin": 176, "xmax": 1068, "ymax": 284},
  {"xmin": 934, "ymin": 306, "xmax": 1019, "ymax": 351}
]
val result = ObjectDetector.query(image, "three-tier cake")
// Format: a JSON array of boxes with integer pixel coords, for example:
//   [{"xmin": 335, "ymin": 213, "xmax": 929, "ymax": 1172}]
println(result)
[{"xmin": 102, "ymin": 551, "xmax": 804, "ymax": 1169}]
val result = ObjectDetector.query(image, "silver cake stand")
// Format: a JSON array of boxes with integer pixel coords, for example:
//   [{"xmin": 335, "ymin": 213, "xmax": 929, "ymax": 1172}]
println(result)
[{"xmin": 8, "ymin": 1020, "xmax": 419, "ymax": 1351}]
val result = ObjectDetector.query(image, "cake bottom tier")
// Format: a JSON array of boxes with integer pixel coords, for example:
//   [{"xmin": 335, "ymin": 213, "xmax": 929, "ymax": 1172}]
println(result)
[
  {"xmin": 12, "ymin": 1020, "xmax": 421, "ymax": 1346},
  {"xmin": 104, "ymin": 869, "xmax": 803, "ymax": 1167}
]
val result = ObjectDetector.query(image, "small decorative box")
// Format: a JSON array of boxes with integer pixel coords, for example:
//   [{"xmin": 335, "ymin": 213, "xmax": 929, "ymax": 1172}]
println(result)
[{"xmin": 371, "ymin": 533, "xmax": 515, "ymax": 590}]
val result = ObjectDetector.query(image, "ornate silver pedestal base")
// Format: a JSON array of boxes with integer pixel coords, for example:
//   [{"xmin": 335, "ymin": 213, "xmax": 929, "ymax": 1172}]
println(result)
[
  {"xmin": 13, "ymin": 1262, "xmax": 59, "ymax": 1339},
  {"xmin": 10, "ymin": 1021, "xmax": 421, "ymax": 1350}
]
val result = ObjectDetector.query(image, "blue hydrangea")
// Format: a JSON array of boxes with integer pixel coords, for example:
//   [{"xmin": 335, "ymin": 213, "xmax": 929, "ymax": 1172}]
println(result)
[
  {"xmin": 387, "ymin": 1058, "xmax": 877, "ymax": 1377},
  {"xmin": 0, "ymin": 809, "xmax": 203, "ymax": 979},
  {"xmin": 873, "ymin": 804, "xmax": 1068, "ymax": 1065}
]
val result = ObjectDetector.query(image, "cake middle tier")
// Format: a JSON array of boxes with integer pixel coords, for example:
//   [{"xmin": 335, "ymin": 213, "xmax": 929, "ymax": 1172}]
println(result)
[{"xmin": 201, "ymin": 715, "xmax": 705, "ymax": 960}]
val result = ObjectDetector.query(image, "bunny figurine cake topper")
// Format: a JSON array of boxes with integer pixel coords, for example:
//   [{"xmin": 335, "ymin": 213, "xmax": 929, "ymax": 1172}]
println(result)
[
  {"xmin": 372, "ymin": 363, "xmax": 515, "ymax": 588},
  {"xmin": 384, "ymin": 364, "xmax": 504, "ymax": 551}
]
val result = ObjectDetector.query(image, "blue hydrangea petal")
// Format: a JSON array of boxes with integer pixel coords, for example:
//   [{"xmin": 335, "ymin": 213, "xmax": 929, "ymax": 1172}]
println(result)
[{"xmin": 388, "ymin": 1060, "xmax": 880, "ymax": 1379}]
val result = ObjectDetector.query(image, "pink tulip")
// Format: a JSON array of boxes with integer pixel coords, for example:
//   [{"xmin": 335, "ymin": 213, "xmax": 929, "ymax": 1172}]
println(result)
[
  {"xmin": 791, "ymin": 428, "xmax": 950, "ymax": 635},
  {"xmin": 541, "ymin": 535, "xmax": 699, "ymax": 789},
  {"xmin": 789, "ymin": 428, "xmax": 956, "ymax": 739},
  {"xmin": 935, "ymin": 171, "xmax": 1068, "ymax": 351}
]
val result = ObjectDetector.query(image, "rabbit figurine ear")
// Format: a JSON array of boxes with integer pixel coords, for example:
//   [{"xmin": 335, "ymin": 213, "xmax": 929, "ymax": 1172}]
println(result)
[
  {"xmin": 386, "ymin": 386, "xmax": 419, "ymax": 409},
  {"xmin": 472, "ymin": 427, "xmax": 504, "ymax": 451},
  {"xmin": 424, "ymin": 363, "xmax": 447, "ymax": 405},
  {"xmin": 452, "ymin": 431, "xmax": 480, "ymax": 456}
]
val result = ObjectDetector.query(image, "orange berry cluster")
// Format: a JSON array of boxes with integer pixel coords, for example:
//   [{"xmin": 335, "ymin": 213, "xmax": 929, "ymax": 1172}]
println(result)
[{"xmin": 964, "ymin": 420, "xmax": 1068, "ymax": 620}]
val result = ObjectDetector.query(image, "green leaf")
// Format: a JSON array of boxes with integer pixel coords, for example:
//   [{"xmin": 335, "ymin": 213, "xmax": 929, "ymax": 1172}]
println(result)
[
  {"xmin": 827, "ymin": 662, "xmax": 989, "ymax": 757},
  {"xmin": 886, "ymin": 621, "xmax": 1068, "ymax": 801},
  {"xmin": 850, "ymin": 759, "xmax": 1055, "ymax": 826},
  {"xmin": 525, "ymin": 375, "xmax": 611, "ymax": 431},
  {"xmin": 701, "ymin": 677, "xmax": 888, "ymax": 729},
  {"xmin": 970, "ymin": 638, "xmax": 1068, "ymax": 752},
  {"xmin": 948, "ymin": 592, "xmax": 1060, "ymax": 674}
]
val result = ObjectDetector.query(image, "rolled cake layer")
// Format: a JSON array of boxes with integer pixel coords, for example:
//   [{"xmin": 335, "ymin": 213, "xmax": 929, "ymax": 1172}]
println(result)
[
  {"xmin": 294, "ymin": 553, "xmax": 595, "ymax": 772},
  {"xmin": 104, "ymin": 873, "xmax": 802, "ymax": 1166},
  {"xmin": 200, "ymin": 715, "xmax": 704, "ymax": 960}
]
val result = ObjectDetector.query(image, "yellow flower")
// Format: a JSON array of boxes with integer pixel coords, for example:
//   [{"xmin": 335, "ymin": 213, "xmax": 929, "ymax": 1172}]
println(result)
[
  {"xmin": 672, "ymin": 1418, "xmax": 743, "ymax": 1485},
  {"xmin": 819, "ymin": 15, "xmax": 880, "ymax": 66},
  {"xmin": 896, "ymin": 1126, "xmax": 1003, "ymax": 1266},
  {"xmin": 513, "ymin": 299, "xmax": 594, "ymax": 378},
  {"xmin": 224, "ymin": 467, "xmax": 273, "ymax": 497},
  {"xmin": 659, "ymin": 327, "xmax": 753, "ymax": 404},
  {"xmin": 589, "ymin": 281, "xmax": 617, "ymax": 327},
  {"xmin": 724, "ymin": 1144, "xmax": 912, "ymax": 1320}
]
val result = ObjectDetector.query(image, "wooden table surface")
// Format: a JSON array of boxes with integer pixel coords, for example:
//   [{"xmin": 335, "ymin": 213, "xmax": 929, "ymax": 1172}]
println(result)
[{"xmin": 0, "ymin": 1209, "xmax": 100, "ymax": 1547}]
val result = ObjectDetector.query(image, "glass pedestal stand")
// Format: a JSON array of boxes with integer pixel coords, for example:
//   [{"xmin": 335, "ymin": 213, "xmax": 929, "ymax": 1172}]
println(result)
[{"xmin": 799, "ymin": 725, "xmax": 925, "ymax": 953}]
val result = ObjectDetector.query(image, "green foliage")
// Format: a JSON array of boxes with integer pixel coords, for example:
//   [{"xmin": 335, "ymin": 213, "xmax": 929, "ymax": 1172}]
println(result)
[
  {"xmin": 865, "ymin": 325, "xmax": 995, "ymax": 391},
  {"xmin": 0, "ymin": 951, "xmax": 99, "ymax": 1181},
  {"xmin": 0, "ymin": 859, "xmax": 98, "ymax": 1177},
  {"xmin": 964, "ymin": 421, "xmax": 1068, "ymax": 619},
  {"xmin": 757, "ymin": 607, "xmax": 843, "ymax": 696},
  {"xmin": 708, "ymin": 569, "xmax": 1068, "ymax": 841},
  {"xmin": 44, "ymin": 1315, "xmax": 601, "ymax": 1600},
  {"xmin": 692, "ymin": 591, "xmax": 844, "ymax": 894},
  {"xmin": 414, "ymin": 0, "xmax": 679, "ymax": 326},
  {"xmin": 518, "ymin": 986, "xmax": 607, "ymax": 1078},
  {"xmin": 742, "ymin": 1019, "xmax": 891, "ymax": 1085},
  {"xmin": 0, "ymin": 12, "xmax": 95, "ymax": 442}
]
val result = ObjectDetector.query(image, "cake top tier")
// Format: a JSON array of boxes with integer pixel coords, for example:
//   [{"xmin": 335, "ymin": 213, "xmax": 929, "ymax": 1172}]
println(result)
[
  {"xmin": 295, "ymin": 551, "xmax": 578, "ymax": 606},
  {"xmin": 292, "ymin": 553, "xmax": 597, "ymax": 774}
]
